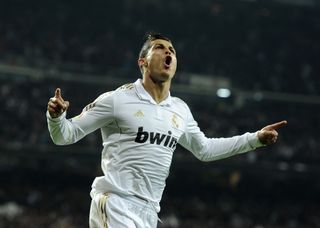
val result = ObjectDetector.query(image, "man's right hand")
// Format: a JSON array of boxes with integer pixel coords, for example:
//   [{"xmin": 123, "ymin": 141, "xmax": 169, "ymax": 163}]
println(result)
[{"xmin": 47, "ymin": 88, "xmax": 70, "ymax": 118}]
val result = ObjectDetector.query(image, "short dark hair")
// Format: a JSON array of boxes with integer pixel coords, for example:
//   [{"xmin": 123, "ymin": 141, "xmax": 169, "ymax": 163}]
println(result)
[{"xmin": 139, "ymin": 32, "xmax": 171, "ymax": 59}]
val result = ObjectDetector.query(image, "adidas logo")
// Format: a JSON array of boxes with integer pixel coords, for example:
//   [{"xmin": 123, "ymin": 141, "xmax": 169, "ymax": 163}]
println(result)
[{"xmin": 134, "ymin": 110, "xmax": 144, "ymax": 117}]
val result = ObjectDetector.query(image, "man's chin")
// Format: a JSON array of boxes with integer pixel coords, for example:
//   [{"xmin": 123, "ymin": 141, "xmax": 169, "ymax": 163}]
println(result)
[{"xmin": 150, "ymin": 73, "xmax": 173, "ymax": 84}]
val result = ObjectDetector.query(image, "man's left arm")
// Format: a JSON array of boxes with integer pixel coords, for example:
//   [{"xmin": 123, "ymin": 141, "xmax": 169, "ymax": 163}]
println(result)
[{"xmin": 178, "ymin": 109, "xmax": 287, "ymax": 161}]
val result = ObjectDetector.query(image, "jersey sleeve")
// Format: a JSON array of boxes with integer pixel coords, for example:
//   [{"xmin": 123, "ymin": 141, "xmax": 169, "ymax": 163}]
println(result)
[
  {"xmin": 46, "ymin": 92, "xmax": 115, "ymax": 145},
  {"xmin": 178, "ymin": 106, "xmax": 264, "ymax": 161}
]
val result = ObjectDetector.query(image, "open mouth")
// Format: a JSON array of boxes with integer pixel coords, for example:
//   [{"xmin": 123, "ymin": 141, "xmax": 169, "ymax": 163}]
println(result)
[{"xmin": 164, "ymin": 56, "xmax": 172, "ymax": 67}]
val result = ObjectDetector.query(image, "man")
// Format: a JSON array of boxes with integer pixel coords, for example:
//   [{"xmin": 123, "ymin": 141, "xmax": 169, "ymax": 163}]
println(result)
[{"xmin": 47, "ymin": 32, "xmax": 287, "ymax": 228}]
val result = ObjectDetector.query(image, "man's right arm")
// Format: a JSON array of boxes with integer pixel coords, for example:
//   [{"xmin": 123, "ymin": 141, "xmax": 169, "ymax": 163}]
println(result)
[{"xmin": 46, "ymin": 89, "xmax": 114, "ymax": 145}]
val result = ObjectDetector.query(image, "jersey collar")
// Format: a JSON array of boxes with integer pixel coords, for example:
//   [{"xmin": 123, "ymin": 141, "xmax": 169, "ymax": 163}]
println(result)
[{"xmin": 134, "ymin": 79, "xmax": 172, "ymax": 106}]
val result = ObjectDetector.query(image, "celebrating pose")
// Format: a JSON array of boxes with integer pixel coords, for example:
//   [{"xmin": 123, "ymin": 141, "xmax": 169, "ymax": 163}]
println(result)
[{"xmin": 47, "ymin": 32, "xmax": 287, "ymax": 228}]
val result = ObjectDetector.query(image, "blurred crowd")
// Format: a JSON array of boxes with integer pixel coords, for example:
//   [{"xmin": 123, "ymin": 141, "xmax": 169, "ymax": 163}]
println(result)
[
  {"xmin": 1, "ymin": 0, "xmax": 320, "ymax": 227},
  {"xmin": 0, "ymin": 0, "xmax": 320, "ymax": 94},
  {"xmin": 1, "ymin": 169, "xmax": 320, "ymax": 228}
]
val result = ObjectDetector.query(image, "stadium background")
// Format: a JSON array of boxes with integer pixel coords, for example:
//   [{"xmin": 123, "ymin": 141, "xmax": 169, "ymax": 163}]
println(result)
[{"xmin": 1, "ymin": 0, "xmax": 320, "ymax": 227}]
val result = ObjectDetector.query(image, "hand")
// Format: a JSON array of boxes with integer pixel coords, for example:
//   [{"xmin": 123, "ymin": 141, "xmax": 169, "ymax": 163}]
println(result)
[
  {"xmin": 47, "ymin": 88, "xmax": 70, "ymax": 118},
  {"xmin": 258, "ymin": 120, "xmax": 287, "ymax": 145}
]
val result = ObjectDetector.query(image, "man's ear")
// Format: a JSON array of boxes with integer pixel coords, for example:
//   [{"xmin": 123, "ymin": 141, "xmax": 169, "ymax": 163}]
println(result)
[{"xmin": 138, "ymin": 58, "xmax": 147, "ymax": 67}]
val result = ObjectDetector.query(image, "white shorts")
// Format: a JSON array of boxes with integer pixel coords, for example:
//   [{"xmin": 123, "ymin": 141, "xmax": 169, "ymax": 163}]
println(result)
[{"xmin": 89, "ymin": 192, "xmax": 159, "ymax": 228}]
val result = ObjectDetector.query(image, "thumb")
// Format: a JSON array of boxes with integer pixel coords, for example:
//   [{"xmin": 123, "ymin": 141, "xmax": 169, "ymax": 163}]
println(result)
[{"xmin": 55, "ymin": 88, "xmax": 62, "ymax": 98}]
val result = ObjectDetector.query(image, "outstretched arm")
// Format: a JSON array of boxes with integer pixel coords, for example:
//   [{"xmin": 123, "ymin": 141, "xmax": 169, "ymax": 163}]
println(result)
[
  {"xmin": 179, "ymin": 107, "xmax": 288, "ymax": 161},
  {"xmin": 46, "ymin": 88, "xmax": 114, "ymax": 145}
]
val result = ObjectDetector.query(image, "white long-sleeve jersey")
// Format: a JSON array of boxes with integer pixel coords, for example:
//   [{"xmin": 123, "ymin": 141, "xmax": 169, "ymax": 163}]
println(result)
[{"xmin": 47, "ymin": 79, "xmax": 263, "ymax": 212}]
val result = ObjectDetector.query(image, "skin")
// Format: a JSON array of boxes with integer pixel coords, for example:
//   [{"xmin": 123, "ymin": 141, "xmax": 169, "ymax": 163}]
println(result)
[
  {"xmin": 138, "ymin": 39, "xmax": 177, "ymax": 104},
  {"xmin": 258, "ymin": 121, "xmax": 287, "ymax": 145},
  {"xmin": 47, "ymin": 88, "xmax": 69, "ymax": 118},
  {"xmin": 47, "ymin": 38, "xmax": 287, "ymax": 145}
]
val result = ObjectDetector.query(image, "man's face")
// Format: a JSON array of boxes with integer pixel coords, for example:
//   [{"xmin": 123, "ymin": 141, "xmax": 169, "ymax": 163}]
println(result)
[{"xmin": 140, "ymin": 39, "xmax": 177, "ymax": 83}]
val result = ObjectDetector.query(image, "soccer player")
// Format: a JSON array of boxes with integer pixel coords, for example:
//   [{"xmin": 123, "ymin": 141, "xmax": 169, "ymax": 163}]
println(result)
[{"xmin": 46, "ymin": 32, "xmax": 287, "ymax": 228}]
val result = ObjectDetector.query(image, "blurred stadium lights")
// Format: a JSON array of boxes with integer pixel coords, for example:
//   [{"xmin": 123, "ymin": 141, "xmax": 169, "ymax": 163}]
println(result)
[
  {"xmin": 175, "ymin": 73, "xmax": 233, "ymax": 98},
  {"xmin": 236, "ymin": 89, "xmax": 320, "ymax": 105},
  {"xmin": 1, "ymin": 63, "xmax": 320, "ymax": 105},
  {"xmin": 0, "ymin": 63, "xmax": 124, "ymax": 86},
  {"xmin": 188, "ymin": 73, "xmax": 231, "ymax": 90},
  {"xmin": 216, "ymin": 88, "xmax": 231, "ymax": 98}
]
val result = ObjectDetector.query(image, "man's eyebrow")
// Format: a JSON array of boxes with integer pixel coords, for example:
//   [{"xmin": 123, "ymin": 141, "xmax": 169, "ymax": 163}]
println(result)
[
  {"xmin": 153, "ymin": 43, "xmax": 176, "ymax": 52},
  {"xmin": 169, "ymin": 46, "xmax": 175, "ymax": 52},
  {"xmin": 153, "ymin": 43, "xmax": 164, "ymax": 47}
]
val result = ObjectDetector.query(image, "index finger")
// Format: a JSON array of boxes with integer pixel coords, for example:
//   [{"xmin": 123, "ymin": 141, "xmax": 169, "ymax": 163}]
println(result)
[
  {"xmin": 55, "ymin": 88, "xmax": 61, "ymax": 98},
  {"xmin": 267, "ymin": 120, "xmax": 288, "ymax": 130}
]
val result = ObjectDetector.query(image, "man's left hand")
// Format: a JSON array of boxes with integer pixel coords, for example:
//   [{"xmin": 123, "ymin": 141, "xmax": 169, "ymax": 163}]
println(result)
[{"xmin": 258, "ymin": 120, "xmax": 287, "ymax": 145}]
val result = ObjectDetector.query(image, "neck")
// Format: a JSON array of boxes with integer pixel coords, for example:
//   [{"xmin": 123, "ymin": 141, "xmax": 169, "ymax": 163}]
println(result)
[{"xmin": 142, "ymin": 75, "xmax": 171, "ymax": 104}]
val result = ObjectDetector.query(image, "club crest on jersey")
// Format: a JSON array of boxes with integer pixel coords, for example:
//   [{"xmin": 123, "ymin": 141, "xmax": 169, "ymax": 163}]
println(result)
[{"xmin": 134, "ymin": 127, "xmax": 178, "ymax": 149}]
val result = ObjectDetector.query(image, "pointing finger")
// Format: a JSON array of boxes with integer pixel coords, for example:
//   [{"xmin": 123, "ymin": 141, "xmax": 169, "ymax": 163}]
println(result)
[
  {"xmin": 265, "ymin": 120, "xmax": 287, "ymax": 130},
  {"xmin": 55, "ymin": 88, "xmax": 61, "ymax": 98}
]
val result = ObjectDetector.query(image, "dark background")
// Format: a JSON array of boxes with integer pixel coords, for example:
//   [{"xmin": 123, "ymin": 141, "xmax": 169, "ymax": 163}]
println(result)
[{"xmin": 1, "ymin": 0, "xmax": 320, "ymax": 227}]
